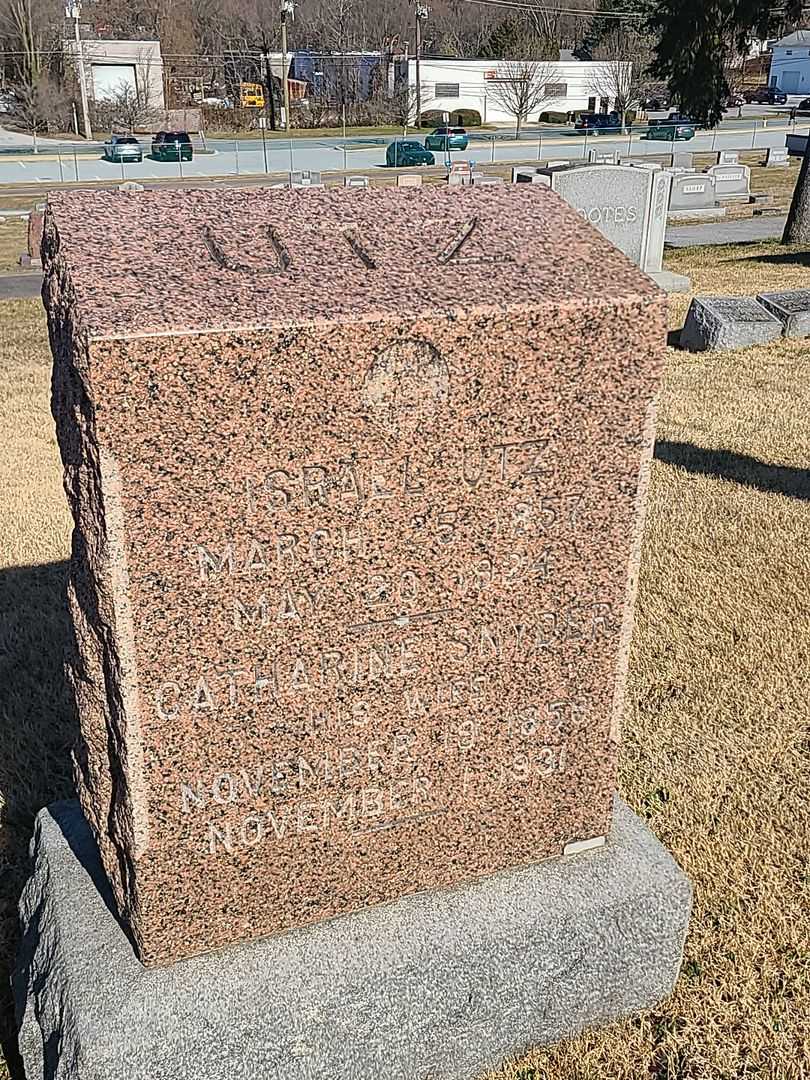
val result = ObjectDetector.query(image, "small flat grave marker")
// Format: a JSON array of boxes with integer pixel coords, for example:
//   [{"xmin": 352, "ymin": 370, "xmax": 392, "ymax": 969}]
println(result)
[
  {"xmin": 680, "ymin": 295, "xmax": 783, "ymax": 351},
  {"xmin": 757, "ymin": 289, "xmax": 810, "ymax": 337}
]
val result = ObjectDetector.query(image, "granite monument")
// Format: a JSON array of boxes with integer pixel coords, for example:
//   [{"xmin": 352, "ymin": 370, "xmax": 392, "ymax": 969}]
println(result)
[{"xmin": 18, "ymin": 183, "xmax": 691, "ymax": 1079}]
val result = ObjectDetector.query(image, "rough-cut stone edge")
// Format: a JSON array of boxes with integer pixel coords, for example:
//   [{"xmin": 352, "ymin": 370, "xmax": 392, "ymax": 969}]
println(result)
[
  {"xmin": 43, "ymin": 213, "xmax": 146, "ymax": 952},
  {"xmin": 15, "ymin": 798, "xmax": 692, "ymax": 1080}
]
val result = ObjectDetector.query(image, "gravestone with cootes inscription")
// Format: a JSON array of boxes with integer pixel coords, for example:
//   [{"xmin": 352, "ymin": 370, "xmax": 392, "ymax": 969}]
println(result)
[
  {"xmin": 539, "ymin": 163, "xmax": 690, "ymax": 292},
  {"xmin": 19, "ymin": 184, "xmax": 692, "ymax": 1080}
]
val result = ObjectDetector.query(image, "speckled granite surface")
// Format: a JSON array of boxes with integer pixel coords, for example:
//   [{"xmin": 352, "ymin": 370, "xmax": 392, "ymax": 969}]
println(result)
[
  {"xmin": 44, "ymin": 185, "xmax": 667, "ymax": 966},
  {"xmin": 27, "ymin": 210, "xmax": 44, "ymax": 260}
]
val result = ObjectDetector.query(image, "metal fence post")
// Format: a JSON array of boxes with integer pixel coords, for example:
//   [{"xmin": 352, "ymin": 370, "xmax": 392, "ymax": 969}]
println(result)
[
  {"xmin": 73, "ymin": 146, "xmax": 79, "ymax": 181},
  {"xmin": 235, "ymin": 139, "xmax": 240, "ymax": 175},
  {"xmin": 751, "ymin": 121, "xmax": 758, "ymax": 149},
  {"xmin": 58, "ymin": 150, "xmax": 64, "ymax": 183},
  {"xmin": 490, "ymin": 136, "xmax": 495, "ymax": 163}
]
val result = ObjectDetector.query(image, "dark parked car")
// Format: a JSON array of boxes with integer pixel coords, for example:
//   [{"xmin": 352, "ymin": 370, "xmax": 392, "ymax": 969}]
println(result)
[
  {"xmin": 574, "ymin": 111, "xmax": 628, "ymax": 135},
  {"xmin": 746, "ymin": 87, "xmax": 788, "ymax": 105},
  {"xmin": 643, "ymin": 119, "xmax": 695, "ymax": 141},
  {"xmin": 151, "ymin": 130, "xmax": 193, "ymax": 161},
  {"xmin": 797, "ymin": 97, "xmax": 810, "ymax": 114},
  {"xmin": 386, "ymin": 140, "xmax": 435, "ymax": 167}
]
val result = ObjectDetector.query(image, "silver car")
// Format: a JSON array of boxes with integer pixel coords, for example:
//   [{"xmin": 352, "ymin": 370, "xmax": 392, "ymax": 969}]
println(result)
[{"xmin": 103, "ymin": 135, "xmax": 143, "ymax": 163}]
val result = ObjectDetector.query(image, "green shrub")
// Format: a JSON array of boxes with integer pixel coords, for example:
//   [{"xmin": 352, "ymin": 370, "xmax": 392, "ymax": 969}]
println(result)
[
  {"xmin": 420, "ymin": 108, "xmax": 482, "ymax": 128},
  {"xmin": 420, "ymin": 110, "xmax": 445, "ymax": 128},
  {"xmin": 451, "ymin": 108, "xmax": 482, "ymax": 127},
  {"xmin": 538, "ymin": 110, "xmax": 571, "ymax": 124}
]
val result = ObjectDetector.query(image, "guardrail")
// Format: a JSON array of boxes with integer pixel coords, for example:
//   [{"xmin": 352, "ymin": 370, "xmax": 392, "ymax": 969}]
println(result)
[{"xmin": 0, "ymin": 118, "xmax": 800, "ymax": 186}]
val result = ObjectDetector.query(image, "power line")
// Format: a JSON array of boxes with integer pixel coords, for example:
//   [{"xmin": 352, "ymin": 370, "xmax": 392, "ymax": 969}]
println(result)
[{"xmin": 457, "ymin": 0, "xmax": 647, "ymax": 20}]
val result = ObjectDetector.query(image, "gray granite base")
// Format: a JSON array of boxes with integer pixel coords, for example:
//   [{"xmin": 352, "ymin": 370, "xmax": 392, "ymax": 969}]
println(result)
[
  {"xmin": 15, "ymin": 799, "xmax": 692, "ymax": 1080},
  {"xmin": 667, "ymin": 207, "xmax": 727, "ymax": 221},
  {"xmin": 649, "ymin": 270, "xmax": 692, "ymax": 294}
]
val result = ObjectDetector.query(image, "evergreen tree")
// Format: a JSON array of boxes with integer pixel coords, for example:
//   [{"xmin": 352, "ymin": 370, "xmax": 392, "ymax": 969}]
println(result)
[{"xmin": 649, "ymin": 0, "xmax": 810, "ymax": 241}]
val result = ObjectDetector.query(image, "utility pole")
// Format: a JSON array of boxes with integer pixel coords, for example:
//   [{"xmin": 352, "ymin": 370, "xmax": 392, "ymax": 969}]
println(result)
[
  {"xmin": 280, "ymin": 0, "xmax": 294, "ymax": 133},
  {"xmin": 66, "ymin": 2, "xmax": 92, "ymax": 141},
  {"xmin": 414, "ymin": 3, "xmax": 429, "ymax": 131},
  {"xmin": 260, "ymin": 39, "xmax": 277, "ymax": 131}
]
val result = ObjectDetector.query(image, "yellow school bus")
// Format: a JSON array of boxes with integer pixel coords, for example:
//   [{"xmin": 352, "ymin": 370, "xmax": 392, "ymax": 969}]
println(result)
[{"xmin": 239, "ymin": 82, "xmax": 265, "ymax": 109}]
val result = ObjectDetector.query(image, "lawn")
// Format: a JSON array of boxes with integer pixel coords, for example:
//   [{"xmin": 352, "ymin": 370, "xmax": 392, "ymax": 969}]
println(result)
[
  {"xmin": 0, "ymin": 219, "xmax": 28, "ymax": 274},
  {"xmin": 0, "ymin": 244, "xmax": 808, "ymax": 1078}
]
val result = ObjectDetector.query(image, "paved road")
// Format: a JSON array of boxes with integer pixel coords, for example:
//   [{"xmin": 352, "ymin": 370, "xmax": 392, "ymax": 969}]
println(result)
[
  {"xmin": 0, "ymin": 120, "xmax": 798, "ymax": 186},
  {"xmin": 0, "ymin": 273, "xmax": 41, "ymax": 299},
  {"xmin": 666, "ymin": 215, "xmax": 787, "ymax": 247}
]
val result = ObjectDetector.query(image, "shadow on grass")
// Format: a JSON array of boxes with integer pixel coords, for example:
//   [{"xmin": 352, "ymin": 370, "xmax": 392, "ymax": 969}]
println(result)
[
  {"xmin": 655, "ymin": 440, "xmax": 810, "ymax": 501},
  {"xmin": 736, "ymin": 249, "xmax": 810, "ymax": 268},
  {"xmin": 0, "ymin": 560, "xmax": 79, "ymax": 1079}
]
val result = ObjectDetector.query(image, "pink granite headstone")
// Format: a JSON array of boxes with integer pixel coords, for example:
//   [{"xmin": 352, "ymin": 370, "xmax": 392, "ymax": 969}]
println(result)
[
  {"xmin": 44, "ymin": 185, "xmax": 666, "ymax": 965},
  {"xmin": 21, "ymin": 209, "xmax": 44, "ymax": 268}
]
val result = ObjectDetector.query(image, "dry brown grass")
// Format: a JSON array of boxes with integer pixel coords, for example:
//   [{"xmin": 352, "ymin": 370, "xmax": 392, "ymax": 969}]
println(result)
[
  {"xmin": 0, "ymin": 243, "xmax": 808, "ymax": 1078},
  {"xmin": 0, "ymin": 220, "xmax": 29, "ymax": 275},
  {"xmin": 0, "ymin": 300, "xmax": 73, "ymax": 1078}
]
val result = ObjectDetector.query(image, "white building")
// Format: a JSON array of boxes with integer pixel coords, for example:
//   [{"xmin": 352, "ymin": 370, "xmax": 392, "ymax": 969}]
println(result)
[
  {"xmin": 63, "ymin": 38, "xmax": 165, "ymax": 112},
  {"xmin": 769, "ymin": 30, "xmax": 810, "ymax": 95},
  {"xmin": 408, "ymin": 56, "xmax": 633, "ymax": 125}
]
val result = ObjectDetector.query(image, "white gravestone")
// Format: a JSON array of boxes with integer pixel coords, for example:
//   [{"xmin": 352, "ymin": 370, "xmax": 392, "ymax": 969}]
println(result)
[
  {"xmin": 668, "ymin": 174, "xmax": 722, "ymax": 219},
  {"xmin": 765, "ymin": 147, "xmax": 790, "ymax": 167},
  {"xmin": 672, "ymin": 152, "xmax": 694, "ymax": 170},
  {"xmin": 717, "ymin": 150, "xmax": 739, "ymax": 165},
  {"xmin": 706, "ymin": 164, "xmax": 751, "ymax": 200}
]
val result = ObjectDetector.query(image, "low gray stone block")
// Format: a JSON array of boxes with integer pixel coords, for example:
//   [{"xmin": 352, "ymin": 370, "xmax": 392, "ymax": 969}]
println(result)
[
  {"xmin": 667, "ymin": 207, "xmax": 727, "ymax": 221},
  {"xmin": 757, "ymin": 288, "xmax": 810, "ymax": 338},
  {"xmin": 649, "ymin": 269, "xmax": 692, "ymax": 294},
  {"xmin": 15, "ymin": 799, "xmax": 691, "ymax": 1080},
  {"xmin": 680, "ymin": 296, "xmax": 783, "ymax": 351}
]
